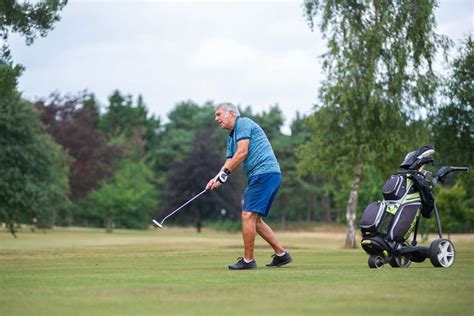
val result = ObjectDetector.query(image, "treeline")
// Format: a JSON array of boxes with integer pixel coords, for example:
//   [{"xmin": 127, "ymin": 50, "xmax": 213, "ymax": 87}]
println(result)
[
  {"xmin": 1, "ymin": 75, "xmax": 472, "ymax": 235},
  {"xmin": 0, "ymin": 90, "xmax": 316, "ymax": 233}
]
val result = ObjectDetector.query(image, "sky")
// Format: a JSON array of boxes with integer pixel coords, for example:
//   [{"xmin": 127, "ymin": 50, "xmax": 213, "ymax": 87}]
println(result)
[{"xmin": 9, "ymin": 0, "xmax": 474, "ymax": 134}]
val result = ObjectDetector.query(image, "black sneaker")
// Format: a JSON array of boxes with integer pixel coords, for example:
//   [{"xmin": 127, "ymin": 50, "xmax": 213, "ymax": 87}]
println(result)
[
  {"xmin": 228, "ymin": 257, "xmax": 257, "ymax": 270},
  {"xmin": 266, "ymin": 251, "xmax": 293, "ymax": 267}
]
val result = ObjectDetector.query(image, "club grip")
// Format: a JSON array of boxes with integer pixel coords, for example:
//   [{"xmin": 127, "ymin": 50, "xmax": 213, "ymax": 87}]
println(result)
[{"xmin": 452, "ymin": 167, "xmax": 469, "ymax": 172}]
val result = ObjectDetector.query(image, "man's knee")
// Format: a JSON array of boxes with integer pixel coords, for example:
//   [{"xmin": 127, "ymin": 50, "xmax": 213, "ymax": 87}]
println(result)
[{"xmin": 242, "ymin": 211, "xmax": 259, "ymax": 222}]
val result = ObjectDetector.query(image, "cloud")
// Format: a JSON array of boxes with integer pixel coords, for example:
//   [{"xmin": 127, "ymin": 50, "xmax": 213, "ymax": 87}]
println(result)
[{"xmin": 193, "ymin": 38, "xmax": 257, "ymax": 69}]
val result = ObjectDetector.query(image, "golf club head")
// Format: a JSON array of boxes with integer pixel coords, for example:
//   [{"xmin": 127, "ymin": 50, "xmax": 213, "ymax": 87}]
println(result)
[{"xmin": 152, "ymin": 219, "xmax": 163, "ymax": 228}]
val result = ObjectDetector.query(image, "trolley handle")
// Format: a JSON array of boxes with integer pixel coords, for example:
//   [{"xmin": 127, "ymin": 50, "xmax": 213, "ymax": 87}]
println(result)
[
  {"xmin": 451, "ymin": 167, "xmax": 469, "ymax": 172},
  {"xmin": 433, "ymin": 166, "xmax": 469, "ymax": 185}
]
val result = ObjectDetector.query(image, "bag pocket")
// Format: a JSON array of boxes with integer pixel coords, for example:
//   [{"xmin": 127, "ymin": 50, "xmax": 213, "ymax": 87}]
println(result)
[
  {"xmin": 377, "ymin": 204, "xmax": 397, "ymax": 236},
  {"xmin": 382, "ymin": 175, "xmax": 407, "ymax": 200},
  {"xmin": 387, "ymin": 202, "xmax": 421, "ymax": 242},
  {"xmin": 360, "ymin": 201, "xmax": 390, "ymax": 235}
]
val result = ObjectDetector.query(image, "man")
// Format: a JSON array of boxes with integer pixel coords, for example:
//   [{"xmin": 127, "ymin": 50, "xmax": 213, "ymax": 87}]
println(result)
[{"xmin": 206, "ymin": 102, "xmax": 293, "ymax": 270}]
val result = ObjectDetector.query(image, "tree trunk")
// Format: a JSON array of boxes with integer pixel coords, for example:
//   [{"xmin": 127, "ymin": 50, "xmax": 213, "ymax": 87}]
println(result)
[
  {"xmin": 9, "ymin": 222, "xmax": 17, "ymax": 238},
  {"xmin": 323, "ymin": 193, "xmax": 332, "ymax": 223},
  {"xmin": 345, "ymin": 160, "xmax": 364, "ymax": 248},
  {"xmin": 106, "ymin": 217, "xmax": 113, "ymax": 233},
  {"xmin": 306, "ymin": 196, "xmax": 313, "ymax": 222},
  {"xmin": 196, "ymin": 210, "xmax": 202, "ymax": 233}
]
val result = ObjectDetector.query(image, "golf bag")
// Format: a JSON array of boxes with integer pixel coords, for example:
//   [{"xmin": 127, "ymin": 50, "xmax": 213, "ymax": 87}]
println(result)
[
  {"xmin": 360, "ymin": 174, "xmax": 423, "ymax": 243},
  {"xmin": 359, "ymin": 145, "xmax": 469, "ymax": 269}
]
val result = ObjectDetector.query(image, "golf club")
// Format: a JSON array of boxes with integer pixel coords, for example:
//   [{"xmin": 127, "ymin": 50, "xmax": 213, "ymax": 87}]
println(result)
[{"xmin": 152, "ymin": 189, "xmax": 208, "ymax": 228}]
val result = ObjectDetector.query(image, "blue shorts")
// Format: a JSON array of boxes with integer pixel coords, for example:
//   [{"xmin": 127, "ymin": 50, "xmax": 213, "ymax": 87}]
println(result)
[{"xmin": 243, "ymin": 173, "xmax": 281, "ymax": 218}]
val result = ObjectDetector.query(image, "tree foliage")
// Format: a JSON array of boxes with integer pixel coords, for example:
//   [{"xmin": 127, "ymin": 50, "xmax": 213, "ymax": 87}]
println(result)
[
  {"xmin": 153, "ymin": 101, "xmax": 218, "ymax": 171},
  {"xmin": 0, "ymin": 0, "xmax": 67, "ymax": 47},
  {"xmin": 35, "ymin": 93, "xmax": 122, "ymax": 202},
  {"xmin": 86, "ymin": 160, "xmax": 156, "ymax": 231},
  {"xmin": 0, "ymin": 93, "xmax": 70, "ymax": 235},
  {"xmin": 99, "ymin": 90, "xmax": 161, "ymax": 159},
  {"xmin": 1, "ymin": 0, "xmax": 68, "ymax": 94},
  {"xmin": 429, "ymin": 36, "xmax": 473, "ymax": 228},
  {"xmin": 301, "ymin": 0, "xmax": 447, "ymax": 175},
  {"xmin": 0, "ymin": 0, "xmax": 70, "ymax": 236},
  {"xmin": 433, "ymin": 183, "xmax": 473, "ymax": 233},
  {"xmin": 430, "ymin": 36, "xmax": 473, "ymax": 167},
  {"xmin": 301, "ymin": 0, "xmax": 447, "ymax": 247}
]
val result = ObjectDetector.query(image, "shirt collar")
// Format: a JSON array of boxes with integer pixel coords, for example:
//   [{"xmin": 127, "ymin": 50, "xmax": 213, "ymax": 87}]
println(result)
[{"xmin": 229, "ymin": 116, "xmax": 239, "ymax": 137}]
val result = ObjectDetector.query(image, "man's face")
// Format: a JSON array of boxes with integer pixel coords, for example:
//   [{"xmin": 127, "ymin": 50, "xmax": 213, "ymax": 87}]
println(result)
[{"xmin": 215, "ymin": 108, "xmax": 234, "ymax": 130}]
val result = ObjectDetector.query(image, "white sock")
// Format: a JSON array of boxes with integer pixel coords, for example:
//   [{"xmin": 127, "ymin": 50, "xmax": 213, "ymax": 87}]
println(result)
[
  {"xmin": 276, "ymin": 251, "xmax": 287, "ymax": 257},
  {"xmin": 244, "ymin": 258, "xmax": 254, "ymax": 263}
]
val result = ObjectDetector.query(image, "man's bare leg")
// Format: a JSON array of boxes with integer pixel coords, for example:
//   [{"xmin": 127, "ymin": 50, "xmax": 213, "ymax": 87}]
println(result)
[
  {"xmin": 256, "ymin": 216, "xmax": 285, "ymax": 254},
  {"xmin": 241, "ymin": 211, "xmax": 259, "ymax": 260}
]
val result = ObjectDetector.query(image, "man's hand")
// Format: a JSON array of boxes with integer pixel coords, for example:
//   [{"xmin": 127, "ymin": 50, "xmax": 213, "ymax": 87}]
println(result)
[
  {"xmin": 206, "ymin": 168, "xmax": 231, "ymax": 191},
  {"xmin": 206, "ymin": 178, "xmax": 220, "ymax": 191}
]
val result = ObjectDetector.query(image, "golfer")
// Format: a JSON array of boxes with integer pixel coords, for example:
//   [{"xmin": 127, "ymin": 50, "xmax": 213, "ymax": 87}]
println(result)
[{"xmin": 206, "ymin": 102, "xmax": 293, "ymax": 270}]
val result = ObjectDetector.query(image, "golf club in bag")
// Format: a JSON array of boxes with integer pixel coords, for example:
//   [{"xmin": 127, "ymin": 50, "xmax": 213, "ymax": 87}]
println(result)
[{"xmin": 152, "ymin": 189, "xmax": 208, "ymax": 228}]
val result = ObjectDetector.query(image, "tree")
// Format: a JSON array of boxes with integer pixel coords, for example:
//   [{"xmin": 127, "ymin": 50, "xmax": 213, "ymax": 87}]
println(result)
[
  {"xmin": 301, "ymin": 0, "xmax": 449, "ymax": 247},
  {"xmin": 86, "ymin": 160, "xmax": 157, "ymax": 232},
  {"xmin": 99, "ymin": 90, "xmax": 161, "ymax": 160},
  {"xmin": 153, "ymin": 101, "xmax": 214, "ymax": 170},
  {"xmin": 0, "ymin": 0, "xmax": 67, "ymax": 50},
  {"xmin": 0, "ymin": 0, "xmax": 69, "ymax": 235},
  {"xmin": 432, "ymin": 183, "xmax": 473, "ymax": 233},
  {"xmin": 1, "ymin": 0, "xmax": 68, "ymax": 94},
  {"xmin": 430, "ymin": 35, "xmax": 474, "ymax": 227},
  {"xmin": 430, "ymin": 35, "xmax": 473, "ymax": 166},
  {"xmin": 0, "ymin": 94, "xmax": 70, "ymax": 236},
  {"xmin": 35, "ymin": 94, "xmax": 121, "ymax": 203}
]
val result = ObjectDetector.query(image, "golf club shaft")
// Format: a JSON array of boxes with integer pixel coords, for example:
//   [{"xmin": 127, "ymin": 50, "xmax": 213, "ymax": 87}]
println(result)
[{"xmin": 158, "ymin": 189, "xmax": 208, "ymax": 225}]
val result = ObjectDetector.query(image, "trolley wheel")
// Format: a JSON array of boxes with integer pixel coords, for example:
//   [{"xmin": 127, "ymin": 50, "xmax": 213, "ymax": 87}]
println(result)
[
  {"xmin": 389, "ymin": 242, "xmax": 412, "ymax": 268},
  {"xmin": 389, "ymin": 255, "xmax": 412, "ymax": 268},
  {"xmin": 368, "ymin": 255, "xmax": 384, "ymax": 269},
  {"xmin": 429, "ymin": 238, "xmax": 455, "ymax": 268}
]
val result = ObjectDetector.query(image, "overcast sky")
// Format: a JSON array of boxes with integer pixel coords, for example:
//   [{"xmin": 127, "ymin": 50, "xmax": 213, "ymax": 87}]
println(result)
[{"xmin": 9, "ymin": 0, "xmax": 474, "ymax": 133}]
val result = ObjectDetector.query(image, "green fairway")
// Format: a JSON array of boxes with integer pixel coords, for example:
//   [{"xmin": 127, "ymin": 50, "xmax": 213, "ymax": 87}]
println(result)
[{"xmin": 1, "ymin": 228, "xmax": 473, "ymax": 316}]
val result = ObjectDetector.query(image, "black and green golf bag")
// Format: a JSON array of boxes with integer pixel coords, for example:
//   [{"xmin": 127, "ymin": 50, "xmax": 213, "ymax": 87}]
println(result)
[
  {"xmin": 357, "ymin": 145, "xmax": 468, "ymax": 269},
  {"xmin": 359, "ymin": 146, "xmax": 435, "ymax": 255}
]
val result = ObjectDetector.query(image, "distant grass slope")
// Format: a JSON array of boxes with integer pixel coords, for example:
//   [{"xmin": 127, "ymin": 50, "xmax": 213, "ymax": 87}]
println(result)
[{"xmin": 1, "ymin": 228, "xmax": 473, "ymax": 316}]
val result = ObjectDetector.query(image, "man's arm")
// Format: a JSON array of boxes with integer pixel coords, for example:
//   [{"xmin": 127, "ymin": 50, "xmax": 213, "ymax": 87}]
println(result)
[
  {"xmin": 206, "ymin": 140, "xmax": 249, "ymax": 190},
  {"xmin": 223, "ymin": 139, "xmax": 249, "ymax": 172}
]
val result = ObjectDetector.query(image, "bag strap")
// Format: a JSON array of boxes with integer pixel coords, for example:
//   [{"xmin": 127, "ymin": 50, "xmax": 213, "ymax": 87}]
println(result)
[{"xmin": 411, "ymin": 215, "xmax": 420, "ymax": 246}]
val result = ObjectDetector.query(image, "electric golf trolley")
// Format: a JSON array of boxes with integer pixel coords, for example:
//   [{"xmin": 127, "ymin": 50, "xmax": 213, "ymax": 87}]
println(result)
[{"xmin": 359, "ymin": 145, "xmax": 469, "ymax": 269}]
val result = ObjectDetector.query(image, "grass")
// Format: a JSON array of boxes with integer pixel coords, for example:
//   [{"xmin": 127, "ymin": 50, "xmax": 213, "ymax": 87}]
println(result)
[{"xmin": 1, "ymin": 227, "xmax": 473, "ymax": 316}]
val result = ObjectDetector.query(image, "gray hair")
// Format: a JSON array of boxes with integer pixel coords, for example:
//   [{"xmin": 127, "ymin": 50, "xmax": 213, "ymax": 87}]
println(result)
[{"xmin": 216, "ymin": 102, "xmax": 240, "ymax": 117}]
